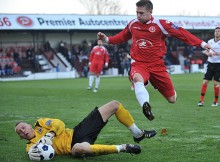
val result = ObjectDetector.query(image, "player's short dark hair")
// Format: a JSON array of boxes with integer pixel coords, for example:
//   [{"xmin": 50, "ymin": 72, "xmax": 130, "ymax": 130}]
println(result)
[
  {"xmin": 136, "ymin": 0, "xmax": 153, "ymax": 10},
  {"xmin": 215, "ymin": 27, "xmax": 220, "ymax": 30}
]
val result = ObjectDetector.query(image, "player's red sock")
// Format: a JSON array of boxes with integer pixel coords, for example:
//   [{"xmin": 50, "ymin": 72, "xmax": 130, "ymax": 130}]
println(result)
[
  {"xmin": 214, "ymin": 86, "xmax": 219, "ymax": 103},
  {"xmin": 200, "ymin": 84, "xmax": 207, "ymax": 102}
]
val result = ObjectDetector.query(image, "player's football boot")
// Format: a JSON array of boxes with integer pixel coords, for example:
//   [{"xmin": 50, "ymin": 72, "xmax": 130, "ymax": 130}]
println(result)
[
  {"xmin": 87, "ymin": 86, "xmax": 92, "ymax": 90},
  {"xmin": 142, "ymin": 102, "xmax": 154, "ymax": 121},
  {"xmin": 211, "ymin": 102, "xmax": 218, "ymax": 107},
  {"xmin": 133, "ymin": 130, "xmax": 157, "ymax": 143},
  {"xmin": 93, "ymin": 88, "xmax": 98, "ymax": 93},
  {"xmin": 197, "ymin": 101, "xmax": 204, "ymax": 107},
  {"xmin": 124, "ymin": 144, "xmax": 141, "ymax": 154}
]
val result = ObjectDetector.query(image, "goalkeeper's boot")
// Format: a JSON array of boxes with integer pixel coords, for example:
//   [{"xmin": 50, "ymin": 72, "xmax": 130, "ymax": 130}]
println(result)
[
  {"xmin": 124, "ymin": 144, "xmax": 141, "ymax": 154},
  {"xmin": 197, "ymin": 101, "xmax": 204, "ymax": 107},
  {"xmin": 133, "ymin": 130, "xmax": 157, "ymax": 143},
  {"xmin": 142, "ymin": 102, "xmax": 154, "ymax": 121}
]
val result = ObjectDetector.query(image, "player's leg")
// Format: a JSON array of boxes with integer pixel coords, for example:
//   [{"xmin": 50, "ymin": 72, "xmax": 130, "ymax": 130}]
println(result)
[
  {"xmin": 198, "ymin": 67, "xmax": 213, "ymax": 106},
  {"xmin": 88, "ymin": 72, "xmax": 95, "ymax": 90},
  {"xmin": 212, "ymin": 71, "xmax": 220, "ymax": 106},
  {"xmin": 93, "ymin": 64, "xmax": 103, "ymax": 92},
  {"xmin": 198, "ymin": 79, "xmax": 209, "ymax": 106},
  {"xmin": 71, "ymin": 104, "xmax": 143, "ymax": 157},
  {"xmin": 150, "ymin": 70, "xmax": 176, "ymax": 103},
  {"xmin": 88, "ymin": 63, "xmax": 97, "ymax": 90},
  {"xmin": 212, "ymin": 80, "xmax": 219, "ymax": 106},
  {"xmin": 132, "ymin": 73, "xmax": 150, "ymax": 106},
  {"xmin": 130, "ymin": 69, "xmax": 154, "ymax": 121},
  {"xmin": 93, "ymin": 73, "xmax": 100, "ymax": 93},
  {"xmin": 98, "ymin": 100, "xmax": 156, "ymax": 142},
  {"xmin": 71, "ymin": 142, "xmax": 141, "ymax": 157}
]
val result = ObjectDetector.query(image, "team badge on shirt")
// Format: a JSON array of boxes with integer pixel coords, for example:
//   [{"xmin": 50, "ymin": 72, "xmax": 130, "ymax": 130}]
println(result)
[
  {"xmin": 149, "ymin": 26, "xmax": 156, "ymax": 32},
  {"xmin": 38, "ymin": 127, "xmax": 42, "ymax": 134},
  {"xmin": 46, "ymin": 120, "xmax": 52, "ymax": 126}
]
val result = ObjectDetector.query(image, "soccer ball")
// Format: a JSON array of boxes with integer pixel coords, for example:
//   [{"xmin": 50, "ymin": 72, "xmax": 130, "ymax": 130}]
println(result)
[{"xmin": 36, "ymin": 143, "xmax": 55, "ymax": 160}]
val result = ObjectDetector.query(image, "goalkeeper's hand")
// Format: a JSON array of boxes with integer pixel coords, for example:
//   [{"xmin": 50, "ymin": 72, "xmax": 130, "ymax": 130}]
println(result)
[
  {"xmin": 28, "ymin": 145, "xmax": 41, "ymax": 161},
  {"xmin": 38, "ymin": 132, "xmax": 55, "ymax": 145}
]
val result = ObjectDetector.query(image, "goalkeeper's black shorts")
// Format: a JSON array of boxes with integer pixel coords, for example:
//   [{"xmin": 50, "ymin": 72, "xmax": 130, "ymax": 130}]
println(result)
[{"xmin": 71, "ymin": 107, "xmax": 107, "ymax": 147}]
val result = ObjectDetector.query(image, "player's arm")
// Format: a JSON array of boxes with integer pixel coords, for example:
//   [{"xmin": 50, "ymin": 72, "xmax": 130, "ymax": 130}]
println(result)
[
  {"xmin": 212, "ymin": 51, "xmax": 220, "ymax": 56},
  {"xmin": 36, "ymin": 118, "xmax": 65, "ymax": 145},
  {"xmin": 202, "ymin": 49, "xmax": 214, "ymax": 56},
  {"xmin": 88, "ymin": 47, "xmax": 95, "ymax": 67},
  {"xmin": 104, "ymin": 49, "xmax": 110, "ymax": 67},
  {"xmin": 201, "ymin": 39, "xmax": 217, "ymax": 56},
  {"xmin": 97, "ymin": 32, "xmax": 107, "ymax": 42},
  {"xmin": 37, "ymin": 118, "xmax": 65, "ymax": 136},
  {"xmin": 160, "ymin": 20, "xmax": 212, "ymax": 51},
  {"xmin": 88, "ymin": 50, "xmax": 94, "ymax": 67},
  {"xmin": 98, "ymin": 25, "xmax": 132, "ymax": 45}
]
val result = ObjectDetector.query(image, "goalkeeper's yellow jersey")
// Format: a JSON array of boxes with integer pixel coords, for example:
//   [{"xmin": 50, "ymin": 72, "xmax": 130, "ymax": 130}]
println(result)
[{"xmin": 26, "ymin": 118, "xmax": 74, "ymax": 155}]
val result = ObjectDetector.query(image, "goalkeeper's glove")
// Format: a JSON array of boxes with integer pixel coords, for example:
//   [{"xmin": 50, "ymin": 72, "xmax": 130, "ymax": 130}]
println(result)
[
  {"xmin": 38, "ymin": 132, "xmax": 55, "ymax": 145},
  {"xmin": 105, "ymin": 62, "xmax": 108, "ymax": 68},
  {"xmin": 28, "ymin": 144, "xmax": 41, "ymax": 161}
]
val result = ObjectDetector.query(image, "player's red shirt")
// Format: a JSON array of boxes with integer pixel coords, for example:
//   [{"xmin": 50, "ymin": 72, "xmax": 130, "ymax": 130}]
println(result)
[
  {"xmin": 108, "ymin": 16, "xmax": 203, "ymax": 64},
  {"xmin": 89, "ymin": 45, "xmax": 109, "ymax": 65}
]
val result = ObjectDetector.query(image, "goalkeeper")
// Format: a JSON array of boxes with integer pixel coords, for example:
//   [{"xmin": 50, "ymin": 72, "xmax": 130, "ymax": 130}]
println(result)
[{"xmin": 15, "ymin": 100, "xmax": 156, "ymax": 160}]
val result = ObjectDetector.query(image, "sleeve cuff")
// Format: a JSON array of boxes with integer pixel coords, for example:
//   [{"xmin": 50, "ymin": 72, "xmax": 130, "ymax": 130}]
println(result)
[
  {"xmin": 105, "ymin": 37, "xmax": 109, "ymax": 43},
  {"xmin": 201, "ymin": 41, "xmax": 207, "ymax": 48}
]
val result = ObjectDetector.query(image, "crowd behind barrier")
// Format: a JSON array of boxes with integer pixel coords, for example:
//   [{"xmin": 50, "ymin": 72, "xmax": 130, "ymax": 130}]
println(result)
[
  {"xmin": 0, "ymin": 35, "xmax": 209, "ymax": 78},
  {"xmin": 0, "ymin": 46, "xmax": 35, "ymax": 77}
]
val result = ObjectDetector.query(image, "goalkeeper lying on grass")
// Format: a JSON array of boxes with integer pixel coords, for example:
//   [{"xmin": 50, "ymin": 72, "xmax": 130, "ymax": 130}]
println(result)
[{"xmin": 15, "ymin": 100, "xmax": 157, "ymax": 161}]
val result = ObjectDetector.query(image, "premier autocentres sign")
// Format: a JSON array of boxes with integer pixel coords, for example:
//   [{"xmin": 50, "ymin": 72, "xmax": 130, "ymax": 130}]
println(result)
[
  {"xmin": 0, "ymin": 14, "xmax": 132, "ymax": 30},
  {"xmin": 0, "ymin": 14, "xmax": 220, "ymax": 30}
]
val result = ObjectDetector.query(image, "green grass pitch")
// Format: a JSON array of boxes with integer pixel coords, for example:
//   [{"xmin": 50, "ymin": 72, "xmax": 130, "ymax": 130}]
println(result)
[{"xmin": 0, "ymin": 73, "xmax": 220, "ymax": 162}]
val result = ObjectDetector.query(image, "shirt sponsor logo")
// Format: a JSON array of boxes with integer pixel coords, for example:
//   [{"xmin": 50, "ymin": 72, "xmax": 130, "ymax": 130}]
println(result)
[
  {"xmin": 136, "ymin": 39, "xmax": 153, "ymax": 48},
  {"xmin": 133, "ymin": 26, "xmax": 141, "ymax": 30},
  {"xmin": 96, "ymin": 51, "xmax": 101, "ymax": 55},
  {"xmin": 149, "ymin": 26, "xmax": 156, "ymax": 32},
  {"xmin": 16, "ymin": 16, "xmax": 33, "ymax": 27}
]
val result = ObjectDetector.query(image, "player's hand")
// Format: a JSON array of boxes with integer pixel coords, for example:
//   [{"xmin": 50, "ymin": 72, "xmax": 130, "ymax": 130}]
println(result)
[
  {"xmin": 28, "ymin": 145, "xmax": 41, "ymax": 161},
  {"xmin": 202, "ymin": 50, "xmax": 214, "ymax": 56},
  {"xmin": 88, "ymin": 62, "xmax": 91, "ymax": 67},
  {"xmin": 203, "ymin": 43, "xmax": 213, "ymax": 51},
  {"xmin": 38, "ymin": 132, "xmax": 54, "ymax": 145},
  {"xmin": 105, "ymin": 62, "xmax": 108, "ymax": 68},
  {"xmin": 97, "ymin": 32, "xmax": 107, "ymax": 42}
]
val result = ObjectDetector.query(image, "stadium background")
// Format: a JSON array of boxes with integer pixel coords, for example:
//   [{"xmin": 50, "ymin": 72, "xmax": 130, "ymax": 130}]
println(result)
[
  {"xmin": 1, "ymin": 13, "xmax": 220, "ymax": 162},
  {"xmin": 0, "ymin": 14, "xmax": 220, "ymax": 80}
]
